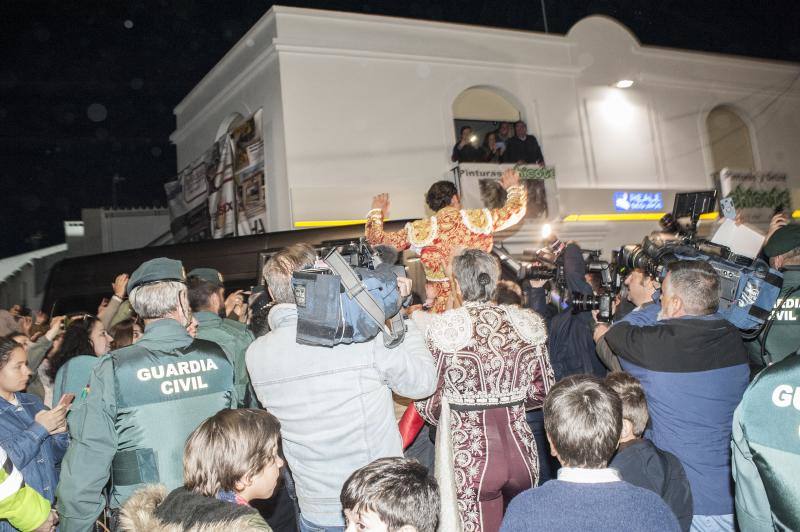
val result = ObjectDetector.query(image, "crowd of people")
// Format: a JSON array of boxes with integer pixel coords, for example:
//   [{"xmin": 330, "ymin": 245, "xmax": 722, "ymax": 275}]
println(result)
[
  {"xmin": 451, "ymin": 121, "xmax": 545, "ymax": 165},
  {"xmin": 0, "ymin": 170, "xmax": 798, "ymax": 532}
]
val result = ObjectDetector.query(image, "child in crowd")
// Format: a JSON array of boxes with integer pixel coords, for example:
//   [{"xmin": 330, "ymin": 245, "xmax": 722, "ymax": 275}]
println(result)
[
  {"xmin": 605, "ymin": 372, "xmax": 693, "ymax": 531},
  {"xmin": 120, "ymin": 409, "xmax": 283, "ymax": 531},
  {"xmin": 340, "ymin": 458, "xmax": 439, "ymax": 532},
  {"xmin": 501, "ymin": 375, "xmax": 680, "ymax": 532}
]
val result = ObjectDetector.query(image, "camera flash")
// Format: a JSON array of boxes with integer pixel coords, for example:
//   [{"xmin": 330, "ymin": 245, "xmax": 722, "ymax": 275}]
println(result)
[
  {"xmin": 470, "ymin": 135, "xmax": 478, "ymax": 143},
  {"xmin": 541, "ymin": 224, "xmax": 552, "ymax": 239}
]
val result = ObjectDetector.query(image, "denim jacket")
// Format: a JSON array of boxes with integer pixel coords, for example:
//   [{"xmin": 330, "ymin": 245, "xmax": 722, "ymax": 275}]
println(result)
[
  {"xmin": 245, "ymin": 304, "xmax": 437, "ymax": 526},
  {"xmin": 0, "ymin": 393, "xmax": 68, "ymax": 531}
]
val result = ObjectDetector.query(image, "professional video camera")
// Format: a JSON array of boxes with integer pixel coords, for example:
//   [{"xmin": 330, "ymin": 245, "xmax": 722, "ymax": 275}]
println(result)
[
  {"xmin": 492, "ymin": 243, "xmax": 563, "ymax": 282},
  {"xmin": 616, "ymin": 190, "xmax": 783, "ymax": 331},
  {"xmin": 291, "ymin": 238, "xmax": 407, "ymax": 348}
]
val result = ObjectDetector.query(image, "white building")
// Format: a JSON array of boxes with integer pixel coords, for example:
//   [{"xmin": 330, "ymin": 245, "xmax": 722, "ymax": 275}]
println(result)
[{"xmin": 171, "ymin": 7, "xmax": 800, "ymax": 254}]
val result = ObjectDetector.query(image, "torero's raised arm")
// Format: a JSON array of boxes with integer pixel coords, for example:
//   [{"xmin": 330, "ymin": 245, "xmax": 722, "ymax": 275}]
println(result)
[
  {"xmin": 490, "ymin": 168, "xmax": 527, "ymax": 231},
  {"xmin": 365, "ymin": 192, "xmax": 411, "ymax": 250}
]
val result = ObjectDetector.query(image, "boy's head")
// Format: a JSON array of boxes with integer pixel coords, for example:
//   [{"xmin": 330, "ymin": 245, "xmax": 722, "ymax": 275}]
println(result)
[
  {"xmin": 340, "ymin": 457, "xmax": 439, "ymax": 532},
  {"xmin": 184, "ymin": 408, "xmax": 283, "ymax": 502},
  {"xmin": 604, "ymin": 371, "xmax": 649, "ymax": 443},
  {"xmin": 543, "ymin": 375, "xmax": 622, "ymax": 469}
]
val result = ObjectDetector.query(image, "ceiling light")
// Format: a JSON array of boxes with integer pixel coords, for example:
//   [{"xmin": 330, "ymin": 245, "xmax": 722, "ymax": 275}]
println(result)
[{"xmin": 615, "ymin": 79, "xmax": 634, "ymax": 89}]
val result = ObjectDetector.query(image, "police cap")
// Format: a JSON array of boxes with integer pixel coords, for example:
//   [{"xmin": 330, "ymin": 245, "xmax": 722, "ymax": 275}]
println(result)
[
  {"xmin": 763, "ymin": 224, "xmax": 800, "ymax": 258},
  {"xmin": 187, "ymin": 267, "xmax": 225, "ymax": 288},
  {"xmin": 127, "ymin": 257, "xmax": 186, "ymax": 294}
]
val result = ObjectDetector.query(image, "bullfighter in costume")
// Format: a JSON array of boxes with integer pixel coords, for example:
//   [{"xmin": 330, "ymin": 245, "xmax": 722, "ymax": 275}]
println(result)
[
  {"xmin": 416, "ymin": 250, "xmax": 554, "ymax": 532},
  {"xmin": 365, "ymin": 169, "xmax": 526, "ymax": 313}
]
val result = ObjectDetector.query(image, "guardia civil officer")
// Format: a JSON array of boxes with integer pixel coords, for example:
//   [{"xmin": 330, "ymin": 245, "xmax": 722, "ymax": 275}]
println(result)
[
  {"xmin": 745, "ymin": 223, "xmax": 800, "ymax": 368},
  {"xmin": 56, "ymin": 258, "xmax": 237, "ymax": 532},
  {"xmin": 186, "ymin": 267, "xmax": 256, "ymax": 407},
  {"xmin": 732, "ymin": 347, "xmax": 800, "ymax": 530}
]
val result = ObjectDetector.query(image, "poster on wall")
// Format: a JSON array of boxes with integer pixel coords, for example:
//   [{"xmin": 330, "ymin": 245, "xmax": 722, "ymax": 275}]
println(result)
[
  {"xmin": 453, "ymin": 163, "xmax": 557, "ymax": 220},
  {"xmin": 230, "ymin": 109, "xmax": 267, "ymax": 235},
  {"xmin": 164, "ymin": 147, "xmax": 215, "ymax": 242},
  {"xmin": 165, "ymin": 109, "xmax": 267, "ymax": 242},
  {"xmin": 719, "ymin": 168, "xmax": 791, "ymax": 224}
]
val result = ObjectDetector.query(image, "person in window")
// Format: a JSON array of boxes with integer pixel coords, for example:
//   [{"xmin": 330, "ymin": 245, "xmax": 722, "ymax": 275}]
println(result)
[
  {"xmin": 482, "ymin": 132, "xmax": 504, "ymax": 163},
  {"xmin": 451, "ymin": 126, "xmax": 483, "ymax": 163},
  {"xmin": 495, "ymin": 122, "xmax": 513, "ymax": 151},
  {"xmin": 503, "ymin": 120, "xmax": 544, "ymax": 165}
]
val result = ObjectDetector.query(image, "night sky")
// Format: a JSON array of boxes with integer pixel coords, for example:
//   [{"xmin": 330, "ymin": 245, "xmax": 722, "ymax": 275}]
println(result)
[{"xmin": 1, "ymin": 0, "xmax": 798, "ymax": 258}]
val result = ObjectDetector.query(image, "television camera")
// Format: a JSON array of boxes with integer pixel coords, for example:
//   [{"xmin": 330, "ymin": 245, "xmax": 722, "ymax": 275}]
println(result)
[
  {"xmin": 290, "ymin": 238, "xmax": 408, "ymax": 348},
  {"xmin": 493, "ymin": 190, "xmax": 783, "ymax": 331}
]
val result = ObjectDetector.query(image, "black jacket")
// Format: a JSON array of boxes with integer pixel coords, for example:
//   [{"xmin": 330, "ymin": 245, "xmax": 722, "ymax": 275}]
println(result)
[
  {"xmin": 527, "ymin": 244, "xmax": 606, "ymax": 381},
  {"xmin": 611, "ymin": 438, "xmax": 693, "ymax": 532},
  {"xmin": 502, "ymin": 135, "xmax": 544, "ymax": 164}
]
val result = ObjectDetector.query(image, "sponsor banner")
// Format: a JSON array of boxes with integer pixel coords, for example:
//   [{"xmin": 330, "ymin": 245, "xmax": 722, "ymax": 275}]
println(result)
[
  {"xmin": 454, "ymin": 163, "xmax": 557, "ymax": 219},
  {"xmin": 613, "ymin": 191, "xmax": 664, "ymax": 212},
  {"xmin": 720, "ymin": 168, "xmax": 792, "ymax": 224}
]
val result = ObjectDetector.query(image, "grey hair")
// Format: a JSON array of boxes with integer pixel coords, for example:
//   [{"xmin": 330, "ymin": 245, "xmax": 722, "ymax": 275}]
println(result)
[
  {"xmin": 129, "ymin": 281, "xmax": 187, "ymax": 319},
  {"xmin": 263, "ymin": 247, "xmax": 308, "ymax": 304},
  {"xmin": 452, "ymin": 249, "xmax": 500, "ymax": 302},
  {"xmin": 665, "ymin": 260, "xmax": 721, "ymax": 315}
]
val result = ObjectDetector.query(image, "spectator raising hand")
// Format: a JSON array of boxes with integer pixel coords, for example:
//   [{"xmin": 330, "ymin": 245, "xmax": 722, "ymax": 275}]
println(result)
[{"xmin": 112, "ymin": 273, "xmax": 130, "ymax": 299}]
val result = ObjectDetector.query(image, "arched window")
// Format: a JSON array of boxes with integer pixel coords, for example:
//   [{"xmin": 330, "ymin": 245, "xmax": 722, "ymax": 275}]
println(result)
[
  {"xmin": 451, "ymin": 87, "xmax": 523, "ymax": 163},
  {"xmin": 216, "ymin": 112, "xmax": 245, "ymax": 141},
  {"xmin": 706, "ymin": 106, "xmax": 755, "ymax": 173}
]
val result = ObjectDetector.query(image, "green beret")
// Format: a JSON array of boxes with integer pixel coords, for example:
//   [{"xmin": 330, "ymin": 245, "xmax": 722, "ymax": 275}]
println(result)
[
  {"xmin": 763, "ymin": 224, "xmax": 800, "ymax": 258},
  {"xmin": 127, "ymin": 257, "xmax": 186, "ymax": 294},
  {"xmin": 187, "ymin": 268, "xmax": 225, "ymax": 288}
]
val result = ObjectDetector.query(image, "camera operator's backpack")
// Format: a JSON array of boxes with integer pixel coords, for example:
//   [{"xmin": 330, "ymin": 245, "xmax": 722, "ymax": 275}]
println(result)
[{"xmin": 291, "ymin": 250, "xmax": 406, "ymax": 348}]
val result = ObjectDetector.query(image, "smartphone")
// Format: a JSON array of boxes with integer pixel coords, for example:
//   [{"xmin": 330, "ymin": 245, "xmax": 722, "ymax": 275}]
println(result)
[
  {"xmin": 58, "ymin": 393, "xmax": 76, "ymax": 408},
  {"xmin": 720, "ymin": 197, "xmax": 736, "ymax": 220}
]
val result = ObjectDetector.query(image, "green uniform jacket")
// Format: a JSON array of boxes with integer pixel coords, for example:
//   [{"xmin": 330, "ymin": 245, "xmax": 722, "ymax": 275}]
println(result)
[
  {"xmin": 732, "ymin": 353, "xmax": 800, "ymax": 531},
  {"xmin": 745, "ymin": 267, "xmax": 800, "ymax": 367},
  {"xmin": 194, "ymin": 311, "xmax": 255, "ymax": 407},
  {"xmin": 56, "ymin": 319, "xmax": 238, "ymax": 532}
]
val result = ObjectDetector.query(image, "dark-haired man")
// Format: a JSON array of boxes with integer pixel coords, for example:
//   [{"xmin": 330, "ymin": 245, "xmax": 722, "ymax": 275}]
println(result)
[
  {"xmin": 596, "ymin": 260, "xmax": 749, "ymax": 531},
  {"xmin": 502, "ymin": 120, "xmax": 544, "ymax": 165},
  {"xmin": 366, "ymin": 169, "xmax": 526, "ymax": 312},
  {"xmin": 451, "ymin": 125, "xmax": 483, "ymax": 163},
  {"xmin": 186, "ymin": 267, "xmax": 255, "ymax": 407}
]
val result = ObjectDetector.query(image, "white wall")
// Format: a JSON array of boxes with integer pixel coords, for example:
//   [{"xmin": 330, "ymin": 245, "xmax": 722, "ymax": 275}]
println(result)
[{"xmin": 172, "ymin": 7, "xmax": 800, "ymax": 256}]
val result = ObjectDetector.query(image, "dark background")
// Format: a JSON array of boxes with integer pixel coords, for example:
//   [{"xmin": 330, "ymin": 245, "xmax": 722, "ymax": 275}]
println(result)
[{"xmin": 1, "ymin": 0, "xmax": 798, "ymax": 258}]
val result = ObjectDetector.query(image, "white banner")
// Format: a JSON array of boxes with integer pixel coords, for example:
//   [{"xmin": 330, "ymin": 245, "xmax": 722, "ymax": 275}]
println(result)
[{"xmin": 453, "ymin": 163, "xmax": 558, "ymax": 220}]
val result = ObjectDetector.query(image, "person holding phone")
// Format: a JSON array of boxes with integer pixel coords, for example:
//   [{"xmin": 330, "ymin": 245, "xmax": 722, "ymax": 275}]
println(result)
[{"xmin": 0, "ymin": 337, "xmax": 69, "ymax": 531}]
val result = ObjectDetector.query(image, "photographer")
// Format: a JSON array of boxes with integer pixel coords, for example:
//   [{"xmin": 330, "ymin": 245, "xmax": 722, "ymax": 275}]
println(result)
[
  {"xmin": 595, "ymin": 269, "xmax": 661, "ymax": 371},
  {"xmin": 594, "ymin": 260, "xmax": 749, "ymax": 531},
  {"xmin": 245, "ymin": 246, "xmax": 437, "ymax": 532},
  {"xmin": 526, "ymin": 240, "xmax": 607, "ymax": 381},
  {"xmin": 525, "ymin": 239, "xmax": 606, "ymax": 484}
]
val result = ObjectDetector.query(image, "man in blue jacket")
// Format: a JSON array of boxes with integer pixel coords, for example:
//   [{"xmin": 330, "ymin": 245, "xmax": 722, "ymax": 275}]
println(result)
[{"xmin": 596, "ymin": 260, "xmax": 749, "ymax": 532}]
